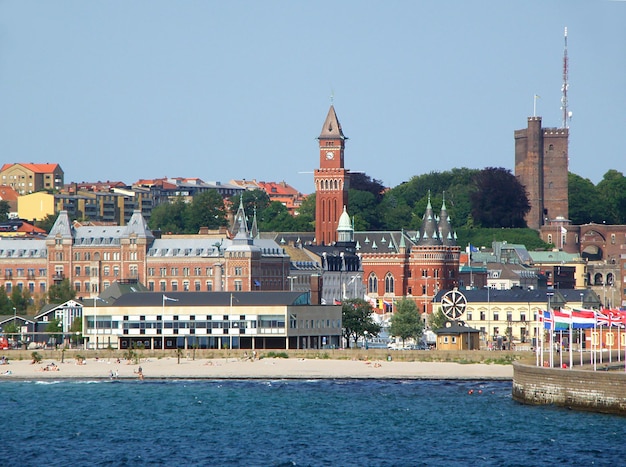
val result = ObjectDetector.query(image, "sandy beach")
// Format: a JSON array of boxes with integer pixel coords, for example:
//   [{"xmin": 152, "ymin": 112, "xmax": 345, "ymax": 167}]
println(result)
[{"xmin": 0, "ymin": 355, "xmax": 513, "ymax": 380}]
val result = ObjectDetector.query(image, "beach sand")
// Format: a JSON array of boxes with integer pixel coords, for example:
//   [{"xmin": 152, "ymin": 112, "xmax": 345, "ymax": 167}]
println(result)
[{"xmin": 0, "ymin": 356, "xmax": 513, "ymax": 380}]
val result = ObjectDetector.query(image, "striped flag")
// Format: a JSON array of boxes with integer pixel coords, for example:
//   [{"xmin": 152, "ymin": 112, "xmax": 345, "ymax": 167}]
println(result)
[{"xmin": 571, "ymin": 308, "xmax": 596, "ymax": 329}]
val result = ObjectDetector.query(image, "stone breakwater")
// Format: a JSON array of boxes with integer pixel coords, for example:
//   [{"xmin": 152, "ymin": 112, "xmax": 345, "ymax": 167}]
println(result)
[{"xmin": 512, "ymin": 361, "xmax": 626, "ymax": 415}]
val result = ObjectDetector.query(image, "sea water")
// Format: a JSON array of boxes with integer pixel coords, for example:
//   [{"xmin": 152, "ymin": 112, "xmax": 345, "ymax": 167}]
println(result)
[{"xmin": 0, "ymin": 379, "xmax": 623, "ymax": 466}]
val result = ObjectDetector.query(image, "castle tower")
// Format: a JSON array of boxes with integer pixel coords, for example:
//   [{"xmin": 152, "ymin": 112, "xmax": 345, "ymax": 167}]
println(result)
[
  {"xmin": 514, "ymin": 117, "xmax": 568, "ymax": 230},
  {"xmin": 314, "ymin": 105, "xmax": 349, "ymax": 245}
]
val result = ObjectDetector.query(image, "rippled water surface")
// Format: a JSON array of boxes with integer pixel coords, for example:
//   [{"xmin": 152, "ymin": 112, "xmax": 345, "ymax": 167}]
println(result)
[{"xmin": 0, "ymin": 379, "xmax": 623, "ymax": 466}]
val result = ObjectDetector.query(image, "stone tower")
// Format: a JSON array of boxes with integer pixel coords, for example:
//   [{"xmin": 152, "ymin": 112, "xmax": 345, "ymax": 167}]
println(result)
[
  {"xmin": 514, "ymin": 116, "xmax": 568, "ymax": 230},
  {"xmin": 314, "ymin": 105, "xmax": 349, "ymax": 245}
]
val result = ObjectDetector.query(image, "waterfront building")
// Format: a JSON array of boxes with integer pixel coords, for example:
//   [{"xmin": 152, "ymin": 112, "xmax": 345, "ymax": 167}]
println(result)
[{"xmin": 83, "ymin": 290, "xmax": 341, "ymax": 350}]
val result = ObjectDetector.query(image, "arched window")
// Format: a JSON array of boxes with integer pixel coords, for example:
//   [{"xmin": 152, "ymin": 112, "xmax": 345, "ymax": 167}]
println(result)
[
  {"xmin": 368, "ymin": 274, "xmax": 378, "ymax": 294},
  {"xmin": 385, "ymin": 274, "xmax": 394, "ymax": 294}
]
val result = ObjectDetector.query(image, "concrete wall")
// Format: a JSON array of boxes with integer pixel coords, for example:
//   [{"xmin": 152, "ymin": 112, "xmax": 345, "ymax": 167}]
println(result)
[{"xmin": 512, "ymin": 362, "xmax": 626, "ymax": 415}]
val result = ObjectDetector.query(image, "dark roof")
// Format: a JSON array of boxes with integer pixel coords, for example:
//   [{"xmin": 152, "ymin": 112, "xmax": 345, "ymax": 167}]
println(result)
[
  {"xmin": 110, "ymin": 291, "xmax": 311, "ymax": 308},
  {"xmin": 434, "ymin": 321, "xmax": 480, "ymax": 335}
]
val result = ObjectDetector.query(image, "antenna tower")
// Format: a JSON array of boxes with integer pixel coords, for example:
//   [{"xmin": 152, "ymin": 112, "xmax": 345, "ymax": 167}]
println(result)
[{"xmin": 560, "ymin": 27, "xmax": 570, "ymax": 128}]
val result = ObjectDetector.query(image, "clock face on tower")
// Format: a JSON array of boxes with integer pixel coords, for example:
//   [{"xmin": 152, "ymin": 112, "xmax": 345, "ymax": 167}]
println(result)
[{"xmin": 325, "ymin": 151, "xmax": 334, "ymax": 160}]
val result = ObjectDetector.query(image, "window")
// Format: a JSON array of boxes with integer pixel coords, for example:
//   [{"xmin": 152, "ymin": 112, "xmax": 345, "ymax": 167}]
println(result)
[
  {"xmin": 480, "ymin": 311, "xmax": 485, "ymax": 321},
  {"xmin": 148, "ymin": 281, "xmax": 154, "ymax": 291},
  {"xmin": 206, "ymin": 281, "xmax": 213, "ymax": 292},
  {"xmin": 183, "ymin": 280, "xmax": 189, "ymax": 291},
  {"xmin": 384, "ymin": 274, "xmax": 394, "ymax": 294},
  {"xmin": 84, "ymin": 252, "xmax": 91, "ymax": 261},
  {"xmin": 74, "ymin": 266, "xmax": 81, "ymax": 277},
  {"xmin": 113, "ymin": 266, "xmax": 119, "ymax": 277},
  {"xmin": 75, "ymin": 282, "xmax": 81, "ymax": 292},
  {"xmin": 172, "ymin": 281, "xmax": 178, "ymax": 291},
  {"xmin": 103, "ymin": 266, "xmax": 110, "ymax": 276},
  {"xmin": 368, "ymin": 274, "xmax": 378, "ymax": 293},
  {"xmin": 194, "ymin": 280, "xmax": 201, "ymax": 291},
  {"xmin": 183, "ymin": 268, "xmax": 189, "ymax": 277},
  {"xmin": 160, "ymin": 268, "xmax": 167, "ymax": 277},
  {"xmin": 467, "ymin": 312, "xmax": 473, "ymax": 321},
  {"xmin": 493, "ymin": 312, "xmax": 499, "ymax": 321},
  {"xmin": 195, "ymin": 267, "xmax": 202, "ymax": 276},
  {"xmin": 85, "ymin": 266, "xmax": 91, "ymax": 276},
  {"xmin": 234, "ymin": 280, "xmax": 242, "ymax": 291},
  {"xmin": 506, "ymin": 312, "xmax": 513, "ymax": 322},
  {"xmin": 235, "ymin": 267, "xmax": 242, "ymax": 276},
  {"xmin": 160, "ymin": 281, "xmax": 166, "ymax": 292},
  {"xmin": 171, "ymin": 268, "xmax": 178, "ymax": 276},
  {"xmin": 148, "ymin": 268, "xmax": 155, "ymax": 276}
]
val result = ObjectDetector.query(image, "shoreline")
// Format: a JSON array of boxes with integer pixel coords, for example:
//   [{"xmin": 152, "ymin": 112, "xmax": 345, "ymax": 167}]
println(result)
[{"xmin": 0, "ymin": 356, "xmax": 514, "ymax": 381}]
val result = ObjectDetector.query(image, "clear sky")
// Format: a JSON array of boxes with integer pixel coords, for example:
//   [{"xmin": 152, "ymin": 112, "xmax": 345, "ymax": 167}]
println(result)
[{"xmin": 0, "ymin": 1, "xmax": 624, "ymax": 195}]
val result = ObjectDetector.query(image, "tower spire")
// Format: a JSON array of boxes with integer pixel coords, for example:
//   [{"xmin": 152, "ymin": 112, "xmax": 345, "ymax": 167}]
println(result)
[{"xmin": 561, "ymin": 27, "xmax": 570, "ymax": 129}]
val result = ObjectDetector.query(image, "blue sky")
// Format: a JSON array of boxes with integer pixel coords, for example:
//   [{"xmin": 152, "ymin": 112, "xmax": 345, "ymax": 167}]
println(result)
[{"xmin": 0, "ymin": 1, "xmax": 624, "ymax": 194}]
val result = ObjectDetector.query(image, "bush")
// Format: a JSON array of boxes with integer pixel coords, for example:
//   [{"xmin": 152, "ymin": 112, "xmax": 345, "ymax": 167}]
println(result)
[
  {"xmin": 31, "ymin": 351, "xmax": 42, "ymax": 364},
  {"xmin": 262, "ymin": 351, "xmax": 289, "ymax": 359}
]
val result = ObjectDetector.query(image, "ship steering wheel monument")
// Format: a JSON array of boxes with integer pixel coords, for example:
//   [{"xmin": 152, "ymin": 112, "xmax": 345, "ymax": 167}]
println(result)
[{"xmin": 440, "ymin": 289, "xmax": 468, "ymax": 320}]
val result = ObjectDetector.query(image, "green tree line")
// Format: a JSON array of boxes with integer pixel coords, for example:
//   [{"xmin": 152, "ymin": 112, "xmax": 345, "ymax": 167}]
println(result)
[{"xmin": 128, "ymin": 168, "xmax": 626, "ymax": 249}]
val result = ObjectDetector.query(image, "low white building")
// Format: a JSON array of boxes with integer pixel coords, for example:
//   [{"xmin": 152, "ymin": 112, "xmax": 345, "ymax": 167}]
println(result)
[{"xmin": 83, "ymin": 291, "xmax": 342, "ymax": 351}]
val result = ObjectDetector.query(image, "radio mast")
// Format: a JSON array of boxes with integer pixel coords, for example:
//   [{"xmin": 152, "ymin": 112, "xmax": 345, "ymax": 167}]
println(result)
[{"xmin": 560, "ymin": 27, "xmax": 570, "ymax": 129}]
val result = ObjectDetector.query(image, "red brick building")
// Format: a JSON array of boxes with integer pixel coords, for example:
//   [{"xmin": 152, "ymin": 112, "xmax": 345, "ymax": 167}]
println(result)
[
  {"xmin": 312, "ymin": 106, "xmax": 460, "ymax": 316},
  {"xmin": 515, "ymin": 117, "xmax": 569, "ymax": 230}
]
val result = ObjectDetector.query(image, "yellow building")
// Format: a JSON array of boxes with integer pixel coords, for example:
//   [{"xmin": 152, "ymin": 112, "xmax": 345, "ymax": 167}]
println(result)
[
  {"xmin": 17, "ymin": 191, "xmax": 56, "ymax": 221},
  {"xmin": 0, "ymin": 163, "xmax": 64, "ymax": 195}
]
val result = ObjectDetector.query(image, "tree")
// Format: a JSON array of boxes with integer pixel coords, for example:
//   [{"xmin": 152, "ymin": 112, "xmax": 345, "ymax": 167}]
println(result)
[
  {"xmin": 597, "ymin": 170, "xmax": 626, "ymax": 224},
  {"xmin": 389, "ymin": 299, "xmax": 424, "ymax": 346},
  {"xmin": 186, "ymin": 190, "xmax": 228, "ymax": 232},
  {"xmin": 0, "ymin": 200, "xmax": 10, "ymax": 220},
  {"xmin": 45, "ymin": 317, "xmax": 63, "ymax": 347},
  {"xmin": 470, "ymin": 167, "xmax": 530, "ymax": 228},
  {"xmin": 48, "ymin": 279, "xmax": 76, "ymax": 304},
  {"xmin": 149, "ymin": 198, "xmax": 189, "ymax": 233},
  {"xmin": 568, "ymin": 173, "xmax": 607, "ymax": 225},
  {"xmin": 0, "ymin": 286, "xmax": 11, "ymax": 313},
  {"xmin": 35, "ymin": 213, "xmax": 59, "ymax": 233},
  {"xmin": 10, "ymin": 286, "xmax": 28, "ymax": 312},
  {"xmin": 428, "ymin": 308, "xmax": 448, "ymax": 331},
  {"xmin": 341, "ymin": 298, "xmax": 381, "ymax": 348}
]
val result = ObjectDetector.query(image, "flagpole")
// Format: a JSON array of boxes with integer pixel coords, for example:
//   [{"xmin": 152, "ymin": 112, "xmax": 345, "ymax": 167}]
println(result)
[
  {"xmin": 536, "ymin": 309, "xmax": 540, "ymax": 367},
  {"xmin": 567, "ymin": 309, "xmax": 572, "ymax": 369},
  {"xmin": 162, "ymin": 295, "xmax": 165, "ymax": 350}
]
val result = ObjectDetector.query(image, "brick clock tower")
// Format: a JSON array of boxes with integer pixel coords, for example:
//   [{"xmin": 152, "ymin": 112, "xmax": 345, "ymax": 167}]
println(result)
[{"xmin": 315, "ymin": 105, "xmax": 349, "ymax": 245}]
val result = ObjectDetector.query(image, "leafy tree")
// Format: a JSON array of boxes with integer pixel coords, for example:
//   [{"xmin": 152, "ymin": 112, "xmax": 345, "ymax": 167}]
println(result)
[
  {"xmin": 389, "ymin": 299, "xmax": 424, "ymax": 346},
  {"xmin": 349, "ymin": 173, "xmax": 385, "ymax": 201},
  {"xmin": 428, "ymin": 308, "xmax": 448, "ymax": 331},
  {"xmin": 0, "ymin": 200, "xmax": 10, "ymax": 220},
  {"xmin": 568, "ymin": 173, "xmax": 607, "ymax": 225},
  {"xmin": 348, "ymin": 189, "xmax": 381, "ymax": 230},
  {"xmin": 186, "ymin": 190, "xmax": 228, "ymax": 232},
  {"xmin": 35, "ymin": 213, "xmax": 59, "ymax": 233},
  {"xmin": 0, "ymin": 286, "xmax": 11, "ymax": 313},
  {"xmin": 149, "ymin": 197, "xmax": 188, "ymax": 233},
  {"xmin": 10, "ymin": 286, "xmax": 28, "ymax": 313},
  {"xmin": 596, "ymin": 170, "xmax": 626, "ymax": 224},
  {"xmin": 69, "ymin": 316, "xmax": 83, "ymax": 346},
  {"xmin": 48, "ymin": 279, "xmax": 76, "ymax": 304},
  {"xmin": 259, "ymin": 202, "xmax": 296, "ymax": 231},
  {"xmin": 45, "ymin": 317, "xmax": 63, "ymax": 346},
  {"xmin": 470, "ymin": 167, "xmax": 530, "ymax": 228},
  {"xmin": 341, "ymin": 298, "xmax": 381, "ymax": 348},
  {"xmin": 230, "ymin": 189, "xmax": 271, "ymax": 219},
  {"xmin": 3, "ymin": 321, "xmax": 19, "ymax": 335}
]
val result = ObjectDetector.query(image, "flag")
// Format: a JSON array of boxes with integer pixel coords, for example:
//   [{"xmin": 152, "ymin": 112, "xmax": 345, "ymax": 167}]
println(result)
[
  {"xmin": 560, "ymin": 226, "xmax": 567, "ymax": 235},
  {"xmin": 468, "ymin": 244, "xmax": 478, "ymax": 253},
  {"xmin": 597, "ymin": 309, "xmax": 623, "ymax": 327},
  {"xmin": 571, "ymin": 309, "xmax": 596, "ymax": 329},
  {"xmin": 163, "ymin": 295, "xmax": 179, "ymax": 303},
  {"xmin": 334, "ymin": 299, "xmax": 342, "ymax": 305},
  {"xmin": 541, "ymin": 310, "xmax": 568, "ymax": 330}
]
